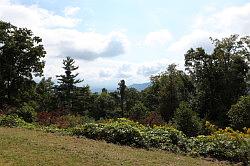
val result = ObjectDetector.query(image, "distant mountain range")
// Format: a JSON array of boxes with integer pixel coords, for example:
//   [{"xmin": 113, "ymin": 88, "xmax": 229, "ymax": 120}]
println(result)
[
  {"xmin": 128, "ymin": 82, "xmax": 151, "ymax": 91},
  {"xmin": 91, "ymin": 82, "xmax": 151, "ymax": 93}
]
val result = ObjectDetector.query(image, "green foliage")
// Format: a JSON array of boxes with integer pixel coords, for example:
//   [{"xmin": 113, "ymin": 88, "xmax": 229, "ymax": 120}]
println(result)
[
  {"xmin": 0, "ymin": 114, "xmax": 27, "ymax": 127},
  {"xmin": 228, "ymin": 96, "xmax": 250, "ymax": 130},
  {"xmin": 59, "ymin": 114, "xmax": 95, "ymax": 128},
  {"xmin": 124, "ymin": 87, "xmax": 142, "ymax": 113},
  {"xmin": 56, "ymin": 56, "xmax": 83, "ymax": 109},
  {"xmin": 117, "ymin": 80, "xmax": 126, "ymax": 116},
  {"xmin": 72, "ymin": 118, "xmax": 189, "ymax": 152},
  {"xmin": 189, "ymin": 128, "xmax": 250, "ymax": 164},
  {"xmin": 16, "ymin": 102, "xmax": 37, "ymax": 123},
  {"xmin": 185, "ymin": 35, "xmax": 249, "ymax": 126},
  {"xmin": 71, "ymin": 118, "xmax": 249, "ymax": 163},
  {"xmin": 203, "ymin": 121, "xmax": 219, "ymax": 135},
  {"xmin": 71, "ymin": 86, "xmax": 95, "ymax": 115},
  {"xmin": 144, "ymin": 125, "xmax": 189, "ymax": 153},
  {"xmin": 127, "ymin": 102, "xmax": 148, "ymax": 121},
  {"xmin": 36, "ymin": 111, "xmax": 95, "ymax": 128},
  {"xmin": 0, "ymin": 21, "xmax": 46, "ymax": 106},
  {"xmin": 36, "ymin": 77, "xmax": 57, "ymax": 112},
  {"xmin": 92, "ymin": 91, "xmax": 116, "ymax": 120},
  {"xmin": 147, "ymin": 64, "xmax": 194, "ymax": 122},
  {"xmin": 173, "ymin": 102, "xmax": 202, "ymax": 137}
]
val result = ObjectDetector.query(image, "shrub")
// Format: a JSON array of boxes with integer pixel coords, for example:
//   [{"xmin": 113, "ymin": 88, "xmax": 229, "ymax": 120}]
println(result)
[
  {"xmin": 16, "ymin": 102, "xmax": 37, "ymax": 123},
  {"xmin": 72, "ymin": 119, "xmax": 146, "ymax": 147},
  {"xmin": 127, "ymin": 102, "xmax": 148, "ymax": 121},
  {"xmin": 203, "ymin": 121, "xmax": 219, "ymax": 135},
  {"xmin": 143, "ymin": 111, "xmax": 165, "ymax": 126},
  {"xmin": 0, "ymin": 114, "xmax": 26, "ymax": 127},
  {"xmin": 36, "ymin": 111, "xmax": 58, "ymax": 126},
  {"xmin": 37, "ymin": 112, "xmax": 95, "ymax": 128},
  {"xmin": 228, "ymin": 96, "xmax": 250, "ymax": 130},
  {"xmin": 173, "ymin": 102, "xmax": 202, "ymax": 137},
  {"xmin": 144, "ymin": 126, "xmax": 189, "ymax": 153},
  {"xmin": 59, "ymin": 115, "xmax": 95, "ymax": 128},
  {"xmin": 102, "ymin": 122, "xmax": 145, "ymax": 147},
  {"xmin": 72, "ymin": 118, "xmax": 249, "ymax": 163},
  {"xmin": 188, "ymin": 129, "xmax": 250, "ymax": 164},
  {"xmin": 72, "ymin": 118, "xmax": 189, "ymax": 151}
]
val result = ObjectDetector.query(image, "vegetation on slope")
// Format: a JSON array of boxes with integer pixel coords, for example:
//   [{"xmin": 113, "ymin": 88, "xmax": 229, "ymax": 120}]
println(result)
[{"xmin": 0, "ymin": 127, "xmax": 230, "ymax": 166}]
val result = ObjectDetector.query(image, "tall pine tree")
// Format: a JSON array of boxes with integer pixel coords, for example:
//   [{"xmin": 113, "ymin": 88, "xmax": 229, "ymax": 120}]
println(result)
[
  {"xmin": 118, "ymin": 80, "xmax": 126, "ymax": 117},
  {"xmin": 56, "ymin": 57, "xmax": 83, "ymax": 109}
]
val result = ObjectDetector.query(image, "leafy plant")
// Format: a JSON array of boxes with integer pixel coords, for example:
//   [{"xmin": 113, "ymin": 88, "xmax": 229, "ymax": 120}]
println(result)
[
  {"xmin": 173, "ymin": 102, "xmax": 202, "ymax": 137},
  {"xmin": 0, "ymin": 114, "xmax": 27, "ymax": 127},
  {"xmin": 16, "ymin": 102, "xmax": 37, "ymax": 123},
  {"xmin": 228, "ymin": 96, "xmax": 250, "ymax": 130}
]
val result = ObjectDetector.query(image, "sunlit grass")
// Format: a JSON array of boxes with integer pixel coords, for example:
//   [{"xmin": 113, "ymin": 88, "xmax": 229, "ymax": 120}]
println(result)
[{"xmin": 0, "ymin": 127, "xmax": 228, "ymax": 166}]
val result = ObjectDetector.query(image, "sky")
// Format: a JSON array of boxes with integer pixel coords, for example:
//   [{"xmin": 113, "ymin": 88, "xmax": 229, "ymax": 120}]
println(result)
[{"xmin": 0, "ymin": 0, "xmax": 250, "ymax": 90}]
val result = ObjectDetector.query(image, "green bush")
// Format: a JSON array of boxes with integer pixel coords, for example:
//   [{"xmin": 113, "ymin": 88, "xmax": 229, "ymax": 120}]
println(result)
[
  {"xmin": 72, "ymin": 119, "xmax": 146, "ymax": 147},
  {"xmin": 127, "ymin": 102, "xmax": 148, "ymax": 121},
  {"xmin": 71, "ymin": 118, "xmax": 249, "ymax": 163},
  {"xmin": 173, "ymin": 102, "xmax": 202, "ymax": 137},
  {"xmin": 144, "ymin": 126, "xmax": 189, "ymax": 153},
  {"xmin": 228, "ymin": 96, "xmax": 250, "ymax": 130},
  {"xmin": 1, "ymin": 114, "xmax": 248, "ymax": 164},
  {"xmin": 72, "ymin": 118, "xmax": 188, "ymax": 150},
  {"xmin": 0, "ymin": 114, "xmax": 27, "ymax": 127},
  {"xmin": 16, "ymin": 102, "xmax": 37, "ymax": 123},
  {"xmin": 188, "ymin": 131, "xmax": 250, "ymax": 164}
]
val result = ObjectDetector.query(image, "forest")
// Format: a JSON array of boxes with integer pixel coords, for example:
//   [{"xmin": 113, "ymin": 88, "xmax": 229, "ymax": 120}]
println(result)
[{"xmin": 0, "ymin": 20, "xmax": 249, "ymax": 165}]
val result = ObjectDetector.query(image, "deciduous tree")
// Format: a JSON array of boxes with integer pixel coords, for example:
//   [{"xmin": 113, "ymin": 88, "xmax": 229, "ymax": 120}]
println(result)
[{"xmin": 0, "ymin": 21, "xmax": 46, "ymax": 107}]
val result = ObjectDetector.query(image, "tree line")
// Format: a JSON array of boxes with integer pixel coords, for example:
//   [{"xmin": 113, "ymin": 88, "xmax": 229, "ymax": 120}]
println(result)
[{"xmin": 0, "ymin": 20, "xmax": 249, "ymax": 136}]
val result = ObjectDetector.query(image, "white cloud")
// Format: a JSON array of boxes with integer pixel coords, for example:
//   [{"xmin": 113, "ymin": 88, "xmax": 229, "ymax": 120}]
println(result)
[
  {"xmin": 0, "ymin": 0, "xmax": 129, "ymax": 61},
  {"xmin": 43, "ymin": 29, "xmax": 129, "ymax": 60},
  {"xmin": 168, "ymin": 3, "xmax": 250, "ymax": 56},
  {"xmin": 194, "ymin": 3, "xmax": 250, "ymax": 35},
  {"xmin": 63, "ymin": 6, "xmax": 80, "ymax": 17},
  {"xmin": 137, "ymin": 63, "xmax": 166, "ymax": 77},
  {"xmin": 0, "ymin": 0, "xmax": 131, "ymax": 88},
  {"xmin": 144, "ymin": 29, "xmax": 172, "ymax": 47},
  {"xmin": 0, "ymin": 2, "xmax": 80, "ymax": 29},
  {"xmin": 168, "ymin": 30, "xmax": 215, "ymax": 55}
]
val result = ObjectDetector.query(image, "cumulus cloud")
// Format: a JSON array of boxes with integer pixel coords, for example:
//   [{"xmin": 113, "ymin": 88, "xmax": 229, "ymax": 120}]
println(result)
[
  {"xmin": 144, "ymin": 29, "xmax": 172, "ymax": 47},
  {"xmin": 55, "ymin": 31, "xmax": 129, "ymax": 60},
  {"xmin": 0, "ymin": 0, "xmax": 129, "ymax": 61},
  {"xmin": 0, "ymin": 1, "xmax": 80, "ymax": 29},
  {"xmin": 64, "ymin": 6, "xmax": 80, "ymax": 16}
]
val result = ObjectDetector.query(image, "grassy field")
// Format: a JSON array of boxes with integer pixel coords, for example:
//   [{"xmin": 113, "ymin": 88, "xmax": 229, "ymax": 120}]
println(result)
[{"xmin": 0, "ymin": 127, "xmax": 229, "ymax": 166}]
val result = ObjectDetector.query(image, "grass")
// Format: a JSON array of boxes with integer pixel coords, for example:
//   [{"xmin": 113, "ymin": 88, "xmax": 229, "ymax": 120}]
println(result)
[{"xmin": 0, "ymin": 127, "xmax": 229, "ymax": 166}]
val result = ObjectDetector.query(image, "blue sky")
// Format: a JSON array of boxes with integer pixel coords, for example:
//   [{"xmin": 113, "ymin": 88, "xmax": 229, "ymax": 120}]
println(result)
[{"xmin": 1, "ymin": 0, "xmax": 250, "ymax": 89}]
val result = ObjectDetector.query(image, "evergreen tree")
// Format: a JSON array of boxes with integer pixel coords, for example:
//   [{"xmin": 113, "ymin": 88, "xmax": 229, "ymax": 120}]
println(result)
[
  {"xmin": 93, "ymin": 90, "xmax": 116, "ymax": 120},
  {"xmin": 56, "ymin": 57, "xmax": 83, "ymax": 109},
  {"xmin": 36, "ymin": 77, "xmax": 56, "ymax": 112},
  {"xmin": 118, "ymin": 80, "xmax": 126, "ymax": 117}
]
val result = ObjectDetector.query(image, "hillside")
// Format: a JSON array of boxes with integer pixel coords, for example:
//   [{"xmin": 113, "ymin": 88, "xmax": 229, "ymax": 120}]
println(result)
[
  {"xmin": 0, "ymin": 127, "xmax": 228, "ymax": 166},
  {"xmin": 128, "ymin": 82, "xmax": 151, "ymax": 91}
]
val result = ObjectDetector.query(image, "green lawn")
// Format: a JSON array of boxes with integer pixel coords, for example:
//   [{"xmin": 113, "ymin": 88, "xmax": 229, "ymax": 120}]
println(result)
[{"xmin": 0, "ymin": 127, "xmax": 229, "ymax": 166}]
